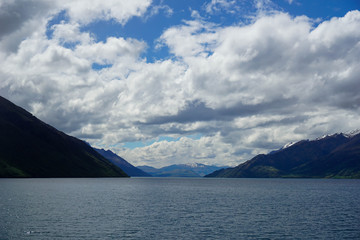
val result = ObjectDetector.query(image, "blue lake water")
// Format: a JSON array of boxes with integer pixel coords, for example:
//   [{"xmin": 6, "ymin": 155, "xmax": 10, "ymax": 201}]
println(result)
[{"xmin": 1, "ymin": 178, "xmax": 360, "ymax": 240}]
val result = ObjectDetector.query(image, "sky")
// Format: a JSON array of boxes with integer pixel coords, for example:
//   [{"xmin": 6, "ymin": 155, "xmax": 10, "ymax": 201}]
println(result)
[{"xmin": 0, "ymin": 0, "xmax": 359, "ymax": 168}]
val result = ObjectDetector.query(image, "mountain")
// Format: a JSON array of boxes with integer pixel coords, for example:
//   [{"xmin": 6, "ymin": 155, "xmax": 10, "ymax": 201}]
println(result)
[
  {"xmin": 138, "ymin": 166, "xmax": 200, "ymax": 177},
  {"xmin": 138, "ymin": 163, "xmax": 225, "ymax": 177},
  {"xmin": 95, "ymin": 148, "xmax": 151, "ymax": 177},
  {"xmin": 206, "ymin": 132, "xmax": 360, "ymax": 178},
  {"xmin": 0, "ymin": 96, "xmax": 128, "ymax": 177}
]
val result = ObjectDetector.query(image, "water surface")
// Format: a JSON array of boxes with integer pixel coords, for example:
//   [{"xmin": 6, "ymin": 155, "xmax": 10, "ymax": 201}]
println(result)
[{"xmin": 1, "ymin": 178, "xmax": 359, "ymax": 239}]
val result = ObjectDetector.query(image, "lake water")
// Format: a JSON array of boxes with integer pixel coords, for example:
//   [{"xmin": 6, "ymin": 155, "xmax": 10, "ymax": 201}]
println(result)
[{"xmin": 1, "ymin": 178, "xmax": 360, "ymax": 240}]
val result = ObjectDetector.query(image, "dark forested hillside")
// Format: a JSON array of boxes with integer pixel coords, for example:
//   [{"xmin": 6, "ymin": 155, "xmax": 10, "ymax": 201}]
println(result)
[
  {"xmin": 206, "ymin": 133, "xmax": 360, "ymax": 178},
  {"xmin": 0, "ymin": 96, "xmax": 128, "ymax": 177}
]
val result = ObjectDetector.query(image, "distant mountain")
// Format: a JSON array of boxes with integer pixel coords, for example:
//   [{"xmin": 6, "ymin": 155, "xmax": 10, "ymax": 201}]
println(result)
[
  {"xmin": 136, "ymin": 165, "xmax": 159, "ymax": 175},
  {"xmin": 138, "ymin": 163, "xmax": 225, "ymax": 177},
  {"xmin": 206, "ymin": 132, "xmax": 360, "ymax": 179},
  {"xmin": 0, "ymin": 96, "xmax": 128, "ymax": 177},
  {"xmin": 95, "ymin": 148, "xmax": 151, "ymax": 177},
  {"xmin": 138, "ymin": 166, "xmax": 200, "ymax": 177}
]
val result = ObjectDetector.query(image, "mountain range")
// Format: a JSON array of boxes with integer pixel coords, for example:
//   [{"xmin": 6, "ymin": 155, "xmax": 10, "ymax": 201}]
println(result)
[
  {"xmin": 138, "ymin": 163, "xmax": 225, "ymax": 177},
  {"xmin": 0, "ymin": 96, "xmax": 128, "ymax": 177},
  {"xmin": 1, "ymin": 95, "xmax": 359, "ymax": 179},
  {"xmin": 206, "ymin": 132, "xmax": 360, "ymax": 178},
  {"xmin": 95, "ymin": 148, "xmax": 151, "ymax": 177}
]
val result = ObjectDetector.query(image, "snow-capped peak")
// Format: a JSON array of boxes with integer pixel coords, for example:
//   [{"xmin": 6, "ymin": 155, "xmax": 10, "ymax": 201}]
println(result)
[
  {"xmin": 344, "ymin": 129, "xmax": 360, "ymax": 138},
  {"xmin": 184, "ymin": 163, "xmax": 201, "ymax": 168},
  {"xmin": 314, "ymin": 130, "xmax": 360, "ymax": 140},
  {"xmin": 316, "ymin": 134, "xmax": 331, "ymax": 140},
  {"xmin": 269, "ymin": 141, "xmax": 298, "ymax": 154},
  {"xmin": 283, "ymin": 141, "xmax": 296, "ymax": 149}
]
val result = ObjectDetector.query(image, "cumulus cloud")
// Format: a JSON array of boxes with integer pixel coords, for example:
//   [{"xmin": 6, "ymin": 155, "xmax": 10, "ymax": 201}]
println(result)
[
  {"xmin": 159, "ymin": 19, "xmax": 219, "ymax": 59},
  {"xmin": 0, "ymin": 0, "xmax": 151, "ymax": 53},
  {"xmin": 0, "ymin": 0, "xmax": 55, "ymax": 53},
  {"xmin": 0, "ymin": 0, "xmax": 359, "ymax": 167},
  {"xmin": 130, "ymin": 10, "xmax": 360, "ymax": 166},
  {"xmin": 117, "ymin": 134, "xmax": 240, "ymax": 168},
  {"xmin": 0, "ymin": 0, "xmax": 152, "ymax": 133},
  {"xmin": 159, "ymin": 11, "xmax": 360, "ymax": 113},
  {"xmin": 61, "ymin": 0, "xmax": 151, "ymax": 25},
  {"xmin": 143, "ymin": 97, "xmax": 297, "ymax": 125},
  {"xmin": 51, "ymin": 22, "xmax": 93, "ymax": 46},
  {"xmin": 75, "ymin": 37, "xmax": 146, "ymax": 65}
]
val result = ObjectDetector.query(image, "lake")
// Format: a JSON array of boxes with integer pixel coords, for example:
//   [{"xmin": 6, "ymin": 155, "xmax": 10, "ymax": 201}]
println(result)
[{"xmin": 1, "ymin": 178, "xmax": 360, "ymax": 239}]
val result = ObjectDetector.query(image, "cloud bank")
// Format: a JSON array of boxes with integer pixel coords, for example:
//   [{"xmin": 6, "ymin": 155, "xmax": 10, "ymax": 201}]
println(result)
[{"xmin": 0, "ymin": 0, "xmax": 359, "ymax": 167}]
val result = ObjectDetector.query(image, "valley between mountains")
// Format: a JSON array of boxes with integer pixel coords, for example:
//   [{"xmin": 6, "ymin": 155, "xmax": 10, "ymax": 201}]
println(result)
[{"xmin": 1, "ymin": 95, "xmax": 359, "ymax": 178}]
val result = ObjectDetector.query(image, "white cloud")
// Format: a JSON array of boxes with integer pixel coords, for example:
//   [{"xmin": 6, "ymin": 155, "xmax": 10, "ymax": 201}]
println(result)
[
  {"xmin": 0, "ymin": 0, "xmax": 151, "ymax": 53},
  {"xmin": 0, "ymin": 0, "xmax": 359, "ymax": 167},
  {"xmin": 159, "ymin": 19, "xmax": 218, "ymax": 59},
  {"xmin": 204, "ymin": 0, "xmax": 238, "ymax": 14},
  {"xmin": 51, "ymin": 22, "xmax": 93, "ymax": 45},
  {"xmin": 146, "ymin": 3, "xmax": 173, "ymax": 19},
  {"xmin": 123, "ymin": 10, "xmax": 360, "ymax": 165},
  {"xmin": 75, "ymin": 37, "xmax": 146, "ymax": 65},
  {"xmin": 159, "ymin": 11, "xmax": 360, "ymax": 114},
  {"xmin": 0, "ymin": 0, "xmax": 55, "ymax": 53},
  {"xmin": 62, "ymin": 0, "xmax": 152, "ymax": 25},
  {"xmin": 254, "ymin": 0, "xmax": 278, "ymax": 14},
  {"xmin": 116, "ymin": 133, "xmax": 239, "ymax": 168}
]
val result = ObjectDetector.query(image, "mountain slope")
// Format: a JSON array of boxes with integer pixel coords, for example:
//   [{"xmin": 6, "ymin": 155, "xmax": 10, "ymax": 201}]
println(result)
[
  {"xmin": 206, "ymin": 133, "xmax": 360, "ymax": 178},
  {"xmin": 138, "ymin": 163, "xmax": 225, "ymax": 177},
  {"xmin": 95, "ymin": 148, "xmax": 151, "ymax": 177},
  {"xmin": 292, "ymin": 133, "xmax": 360, "ymax": 178},
  {"xmin": 0, "ymin": 96, "xmax": 128, "ymax": 177}
]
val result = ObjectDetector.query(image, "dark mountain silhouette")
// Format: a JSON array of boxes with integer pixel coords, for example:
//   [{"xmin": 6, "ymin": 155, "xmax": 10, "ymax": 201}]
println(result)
[
  {"xmin": 138, "ymin": 163, "xmax": 225, "ymax": 177},
  {"xmin": 206, "ymin": 132, "xmax": 360, "ymax": 178},
  {"xmin": 0, "ymin": 96, "xmax": 128, "ymax": 177},
  {"xmin": 95, "ymin": 148, "xmax": 151, "ymax": 177}
]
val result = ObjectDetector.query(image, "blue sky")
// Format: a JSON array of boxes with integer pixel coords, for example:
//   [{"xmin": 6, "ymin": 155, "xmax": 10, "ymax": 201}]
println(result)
[
  {"xmin": 0, "ymin": 0, "xmax": 359, "ymax": 167},
  {"xmin": 47, "ymin": 0, "xmax": 359, "ymax": 63}
]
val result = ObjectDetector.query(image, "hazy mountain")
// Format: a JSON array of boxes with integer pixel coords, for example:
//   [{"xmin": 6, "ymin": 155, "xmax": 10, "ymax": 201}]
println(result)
[
  {"xmin": 0, "ymin": 96, "xmax": 128, "ymax": 177},
  {"xmin": 95, "ymin": 148, "xmax": 151, "ymax": 177},
  {"xmin": 138, "ymin": 163, "xmax": 225, "ymax": 177},
  {"xmin": 139, "ymin": 167, "xmax": 200, "ymax": 177},
  {"xmin": 206, "ymin": 132, "xmax": 360, "ymax": 178}
]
